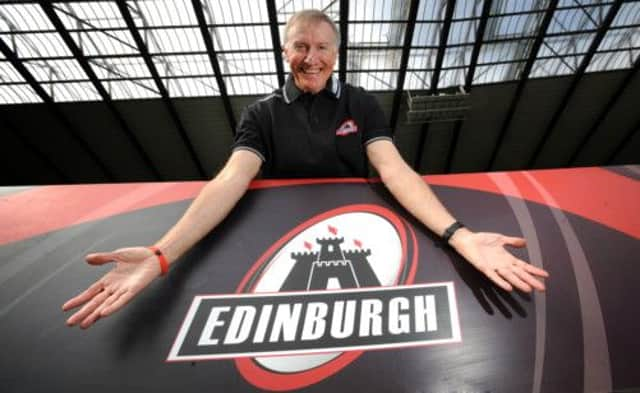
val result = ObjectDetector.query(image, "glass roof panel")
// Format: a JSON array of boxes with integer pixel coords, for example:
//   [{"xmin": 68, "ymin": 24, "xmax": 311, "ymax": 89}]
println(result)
[
  {"xmin": 145, "ymin": 28, "xmax": 206, "ymax": 54},
  {"xmin": 47, "ymin": 81, "xmax": 101, "ymax": 102},
  {"xmin": 0, "ymin": 4, "xmax": 55, "ymax": 31},
  {"xmin": 0, "ymin": 84, "xmax": 43, "ymax": 104},
  {"xmin": 53, "ymin": 2, "xmax": 127, "ymax": 29},
  {"xmin": 89, "ymin": 56, "xmax": 153, "ymax": 79},
  {"xmin": 530, "ymin": 55, "xmax": 583, "ymax": 77},
  {"xmin": 127, "ymin": 0, "xmax": 197, "ymax": 27},
  {"xmin": 438, "ymin": 67, "xmax": 467, "ymax": 88},
  {"xmin": 547, "ymin": 7, "xmax": 601, "ymax": 34},
  {"xmin": 217, "ymin": 51, "xmax": 276, "ymax": 75},
  {"xmin": 211, "ymin": 25, "xmax": 272, "ymax": 51},
  {"xmin": 491, "ymin": 0, "xmax": 547, "ymax": 15},
  {"xmin": 442, "ymin": 45, "xmax": 473, "ymax": 68},
  {"xmin": 276, "ymin": 0, "xmax": 340, "ymax": 23},
  {"xmin": 0, "ymin": 32, "xmax": 72, "ymax": 58},
  {"xmin": 23, "ymin": 59, "xmax": 90, "ymax": 81},
  {"xmin": 486, "ymin": 12, "xmax": 544, "ymax": 40},
  {"xmin": 165, "ymin": 76, "xmax": 218, "ymax": 97},
  {"xmin": 417, "ymin": 0, "xmax": 446, "ymax": 21},
  {"xmin": 203, "ymin": 0, "xmax": 269, "ymax": 24},
  {"xmin": 106, "ymin": 79, "xmax": 161, "ymax": 99},
  {"xmin": 447, "ymin": 20, "xmax": 478, "ymax": 45},
  {"xmin": 349, "ymin": 48, "xmax": 402, "ymax": 70},
  {"xmin": 404, "ymin": 70, "xmax": 432, "ymax": 90},
  {"xmin": 0, "ymin": 61, "xmax": 25, "ymax": 83},
  {"xmin": 597, "ymin": 27, "xmax": 639, "ymax": 51},
  {"xmin": 407, "ymin": 48, "xmax": 437, "ymax": 70},
  {"xmin": 587, "ymin": 49, "xmax": 637, "ymax": 72},
  {"xmin": 611, "ymin": 2, "xmax": 640, "ymax": 27},
  {"xmin": 347, "ymin": 71, "xmax": 398, "ymax": 90},
  {"xmin": 74, "ymin": 29, "xmax": 139, "ymax": 56},
  {"xmin": 453, "ymin": 0, "xmax": 482, "ymax": 20},
  {"xmin": 473, "ymin": 62, "xmax": 525, "ymax": 84},
  {"xmin": 412, "ymin": 22, "xmax": 440, "ymax": 46},
  {"xmin": 477, "ymin": 40, "xmax": 531, "ymax": 64},
  {"xmin": 224, "ymin": 74, "xmax": 278, "ymax": 95},
  {"xmin": 350, "ymin": 23, "xmax": 406, "ymax": 47},
  {"xmin": 539, "ymin": 33, "xmax": 596, "ymax": 57},
  {"xmin": 152, "ymin": 54, "xmax": 214, "ymax": 77}
]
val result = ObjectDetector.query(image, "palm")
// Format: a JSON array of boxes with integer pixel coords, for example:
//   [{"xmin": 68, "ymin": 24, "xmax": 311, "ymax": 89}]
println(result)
[
  {"xmin": 454, "ymin": 232, "xmax": 548, "ymax": 292},
  {"xmin": 62, "ymin": 247, "xmax": 161, "ymax": 329}
]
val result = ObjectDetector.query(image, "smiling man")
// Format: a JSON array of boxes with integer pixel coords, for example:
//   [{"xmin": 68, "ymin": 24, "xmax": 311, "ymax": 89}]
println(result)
[{"xmin": 62, "ymin": 10, "xmax": 549, "ymax": 330}]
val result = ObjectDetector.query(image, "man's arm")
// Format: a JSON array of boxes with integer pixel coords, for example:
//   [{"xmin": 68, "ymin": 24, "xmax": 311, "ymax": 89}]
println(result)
[
  {"xmin": 62, "ymin": 150, "xmax": 262, "ymax": 328},
  {"xmin": 367, "ymin": 139, "xmax": 548, "ymax": 292}
]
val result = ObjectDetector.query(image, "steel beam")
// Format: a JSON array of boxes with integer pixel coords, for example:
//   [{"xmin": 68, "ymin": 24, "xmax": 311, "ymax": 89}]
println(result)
[
  {"xmin": 528, "ymin": 0, "xmax": 623, "ymax": 168},
  {"xmin": 0, "ymin": 36, "xmax": 115, "ymax": 181},
  {"xmin": 390, "ymin": 0, "xmax": 420, "ymax": 133},
  {"xmin": 569, "ymin": 53, "xmax": 640, "ymax": 165},
  {"xmin": 41, "ymin": 2, "xmax": 161, "ymax": 180},
  {"xmin": 446, "ymin": 0, "xmax": 493, "ymax": 173},
  {"xmin": 266, "ymin": 0, "xmax": 285, "ymax": 86},
  {"xmin": 192, "ymin": 0, "xmax": 237, "ymax": 132},
  {"xmin": 339, "ymin": 0, "xmax": 349, "ymax": 83},
  {"xmin": 116, "ymin": 0, "xmax": 206, "ymax": 178},
  {"xmin": 487, "ymin": 0, "xmax": 559, "ymax": 170}
]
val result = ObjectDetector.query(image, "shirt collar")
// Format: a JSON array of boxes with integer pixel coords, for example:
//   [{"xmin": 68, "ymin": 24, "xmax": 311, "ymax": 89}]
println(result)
[{"xmin": 283, "ymin": 73, "xmax": 342, "ymax": 104}]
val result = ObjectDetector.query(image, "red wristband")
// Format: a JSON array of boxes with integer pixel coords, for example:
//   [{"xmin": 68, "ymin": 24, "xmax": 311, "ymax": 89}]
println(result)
[{"xmin": 148, "ymin": 246, "xmax": 169, "ymax": 276}]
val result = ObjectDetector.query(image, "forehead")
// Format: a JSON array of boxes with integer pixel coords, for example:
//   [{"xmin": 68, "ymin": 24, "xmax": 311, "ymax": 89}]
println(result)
[{"xmin": 287, "ymin": 20, "xmax": 337, "ymax": 43}]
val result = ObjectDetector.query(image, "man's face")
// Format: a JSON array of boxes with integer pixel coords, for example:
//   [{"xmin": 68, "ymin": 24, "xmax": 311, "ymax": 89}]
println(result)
[{"xmin": 283, "ymin": 20, "xmax": 338, "ymax": 94}]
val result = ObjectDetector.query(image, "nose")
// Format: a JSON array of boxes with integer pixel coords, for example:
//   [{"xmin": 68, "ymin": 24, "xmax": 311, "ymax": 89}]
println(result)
[{"xmin": 304, "ymin": 48, "xmax": 318, "ymax": 63}]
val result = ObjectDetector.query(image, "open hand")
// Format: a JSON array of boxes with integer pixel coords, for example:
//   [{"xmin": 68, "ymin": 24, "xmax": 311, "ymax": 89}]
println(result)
[
  {"xmin": 450, "ymin": 230, "xmax": 549, "ymax": 292},
  {"xmin": 62, "ymin": 247, "xmax": 162, "ymax": 329}
]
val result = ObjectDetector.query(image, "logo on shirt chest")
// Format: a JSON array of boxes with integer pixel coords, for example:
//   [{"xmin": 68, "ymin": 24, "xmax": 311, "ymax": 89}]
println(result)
[{"xmin": 335, "ymin": 118, "xmax": 359, "ymax": 136}]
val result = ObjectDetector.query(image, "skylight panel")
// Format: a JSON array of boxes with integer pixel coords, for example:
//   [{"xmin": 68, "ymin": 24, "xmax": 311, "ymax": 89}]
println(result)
[
  {"xmin": 276, "ymin": 0, "xmax": 340, "ymax": 23},
  {"xmin": 47, "ymin": 81, "xmax": 101, "ymax": 102},
  {"xmin": 166, "ymin": 76, "xmax": 219, "ymax": 97},
  {"xmin": 0, "ymin": 4, "xmax": 54, "ymax": 31},
  {"xmin": 106, "ymin": 79, "xmax": 160, "ymax": 99},
  {"xmin": 473, "ymin": 62, "xmax": 525, "ymax": 84},
  {"xmin": 128, "ymin": 0, "xmax": 197, "ymax": 27},
  {"xmin": 447, "ymin": 20, "xmax": 478, "ymax": 45},
  {"xmin": 611, "ymin": 2, "xmax": 640, "ymax": 27},
  {"xmin": 216, "ymin": 51, "xmax": 276, "ymax": 75},
  {"xmin": 74, "ymin": 29, "xmax": 139, "ymax": 56},
  {"xmin": 0, "ymin": 61, "xmax": 25, "ymax": 83},
  {"xmin": 89, "ymin": 56, "xmax": 152, "ymax": 79},
  {"xmin": 407, "ymin": 48, "xmax": 437, "ymax": 70},
  {"xmin": 412, "ymin": 22, "xmax": 440, "ymax": 46},
  {"xmin": 348, "ymin": 71, "xmax": 398, "ymax": 90},
  {"xmin": 404, "ymin": 70, "xmax": 432, "ymax": 89},
  {"xmin": 211, "ymin": 25, "xmax": 272, "ymax": 51},
  {"xmin": 145, "ymin": 28, "xmax": 205, "ymax": 54},
  {"xmin": 1, "ymin": 32, "xmax": 72, "ymax": 58},
  {"xmin": 0, "ymin": 84, "xmax": 43, "ymax": 104},
  {"xmin": 53, "ymin": 2, "xmax": 127, "ymax": 29},
  {"xmin": 350, "ymin": 23, "xmax": 406, "ymax": 46},
  {"xmin": 152, "ymin": 54, "xmax": 213, "ymax": 76},
  {"xmin": 23, "ymin": 58, "xmax": 89, "ymax": 81},
  {"xmin": 349, "ymin": 48, "xmax": 402, "ymax": 70},
  {"xmin": 203, "ymin": 0, "xmax": 269, "ymax": 23},
  {"xmin": 224, "ymin": 74, "xmax": 277, "ymax": 95}
]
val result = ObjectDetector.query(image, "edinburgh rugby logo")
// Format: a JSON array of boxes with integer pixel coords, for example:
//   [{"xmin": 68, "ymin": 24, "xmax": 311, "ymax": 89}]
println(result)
[{"xmin": 168, "ymin": 204, "xmax": 461, "ymax": 390}]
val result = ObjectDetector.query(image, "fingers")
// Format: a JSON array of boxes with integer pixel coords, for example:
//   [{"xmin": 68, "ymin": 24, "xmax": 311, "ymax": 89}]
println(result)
[
  {"xmin": 502, "ymin": 236, "xmax": 527, "ymax": 248},
  {"xmin": 496, "ymin": 267, "xmax": 532, "ymax": 293},
  {"xmin": 484, "ymin": 269, "xmax": 513, "ymax": 292},
  {"xmin": 100, "ymin": 291, "xmax": 134, "ymax": 317},
  {"xmin": 523, "ymin": 263, "xmax": 550, "ymax": 278},
  {"xmin": 86, "ymin": 252, "xmax": 119, "ymax": 266},
  {"xmin": 62, "ymin": 281, "xmax": 103, "ymax": 311},
  {"xmin": 66, "ymin": 288, "xmax": 111, "ymax": 327}
]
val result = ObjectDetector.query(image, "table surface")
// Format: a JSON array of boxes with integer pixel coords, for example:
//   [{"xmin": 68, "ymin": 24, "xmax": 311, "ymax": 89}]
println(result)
[{"xmin": 1, "ymin": 166, "xmax": 638, "ymax": 393}]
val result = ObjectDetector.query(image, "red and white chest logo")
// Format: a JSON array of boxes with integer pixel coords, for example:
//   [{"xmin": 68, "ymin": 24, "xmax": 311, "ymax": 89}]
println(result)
[
  {"xmin": 336, "ymin": 118, "xmax": 359, "ymax": 136},
  {"xmin": 168, "ymin": 205, "xmax": 461, "ymax": 391}
]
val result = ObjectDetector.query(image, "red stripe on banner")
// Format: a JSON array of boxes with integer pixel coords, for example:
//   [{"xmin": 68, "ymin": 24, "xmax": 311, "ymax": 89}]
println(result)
[
  {"xmin": 426, "ymin": 168, "xmax": 639, "ymax": 239},
  {"xmin": 0, "ymin": 182, "xmax": 205, "ymax": 245},
  {"xmin": 1, "ymin": 167, "xmax": 638, "ymax": 245}
]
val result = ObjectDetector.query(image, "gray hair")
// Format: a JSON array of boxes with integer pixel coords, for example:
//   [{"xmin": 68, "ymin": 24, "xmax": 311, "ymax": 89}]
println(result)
[{"xmin": 283, "ymin": 9, "xmax": 340, "ymax": 48}]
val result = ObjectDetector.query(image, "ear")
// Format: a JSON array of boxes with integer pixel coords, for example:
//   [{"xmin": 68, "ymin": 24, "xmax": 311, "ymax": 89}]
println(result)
[{"xmin": 281, "ymin": 45, "xmax": 289, "ymax": 62}]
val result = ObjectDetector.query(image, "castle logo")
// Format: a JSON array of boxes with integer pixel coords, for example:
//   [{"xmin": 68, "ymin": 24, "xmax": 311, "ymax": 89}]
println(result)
[{"xmin": 167, "ymin": 204, "xmax": 461, "ymax": 391}]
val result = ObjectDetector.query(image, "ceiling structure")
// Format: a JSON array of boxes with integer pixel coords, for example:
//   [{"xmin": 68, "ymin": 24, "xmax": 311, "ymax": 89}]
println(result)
[{"xmin": 0, "ymin": 0, "xmax": 639, "ymax": 185}]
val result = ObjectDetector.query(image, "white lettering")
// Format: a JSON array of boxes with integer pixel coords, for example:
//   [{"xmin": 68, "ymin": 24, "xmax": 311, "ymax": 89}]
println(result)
[
  {"xmin": 269, "ymin": 303, "xmax": 302, "ymax": 342},
  {"xmin": 388, "ymin": 296, "xmax": 410, "ymax": 334},
  {"xmin": 414, "ymin": 295, "xmax": 437, "ymax": 332},
  {"xmin": 223, "ymin": 306, "xmax": 256, "ymax": 344},
  {"xmin": 197, "ymin": 306, "xmax": 230, "ymax": 346},
  {"xmin": 359, "ymin": 299, "xmax": 383, "ymax": 337},
  {"xmin": 331, "ymin": 300, "xmax": 356, "ymax": 339},
  {"xmin": 300, "ymin": 302, "xmax": 328, "ymax": 340}
]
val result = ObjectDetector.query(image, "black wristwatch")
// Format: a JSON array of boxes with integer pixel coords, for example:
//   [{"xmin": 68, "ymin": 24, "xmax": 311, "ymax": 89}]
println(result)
[{"xmin": 442, "ymin": 221, "xmax": 465, "ymax": 244}]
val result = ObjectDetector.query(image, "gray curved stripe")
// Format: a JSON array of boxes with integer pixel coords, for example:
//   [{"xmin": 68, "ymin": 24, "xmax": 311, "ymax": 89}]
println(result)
[
  {"xmin": 0, "ymin": 183, "xmax": 178, "ymax": 317},
  {"xmin": 489, "ymin": 173, "xmax": 546, "ymax": 393},
  {"xmin": 523, "ymin": 173, "xmax": 611, "ymax": 393}
]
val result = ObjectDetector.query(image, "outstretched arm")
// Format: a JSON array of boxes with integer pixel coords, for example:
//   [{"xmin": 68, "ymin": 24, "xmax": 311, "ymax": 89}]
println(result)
[
  {"xmin": 366, "ymin": 140, "xmax": 548, "ymax": 292},
  {"xmin": 62, "ymin": 150, "xmax": 262, "ymax": 328}
]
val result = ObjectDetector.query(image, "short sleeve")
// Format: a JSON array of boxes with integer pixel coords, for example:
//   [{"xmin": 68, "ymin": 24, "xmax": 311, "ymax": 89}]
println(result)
[
  {"xmin": 361, "ymin": 92, "xmax": 393, "ymax": 146},
  {"xmin": 232, "ymin": 104, "xmax": 267, "ymax": 162}
]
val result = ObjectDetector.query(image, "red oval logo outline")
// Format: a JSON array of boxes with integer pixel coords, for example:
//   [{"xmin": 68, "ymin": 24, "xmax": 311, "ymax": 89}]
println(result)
[{"xmin": 235, "ymin": 204, "xmax": 419, "ymax": 391}]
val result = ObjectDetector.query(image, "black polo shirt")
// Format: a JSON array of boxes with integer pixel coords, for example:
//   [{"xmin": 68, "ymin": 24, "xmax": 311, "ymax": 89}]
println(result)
[{"xmin": 232, "ymin": 74, "xmax": 392, "ymax": 178}]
